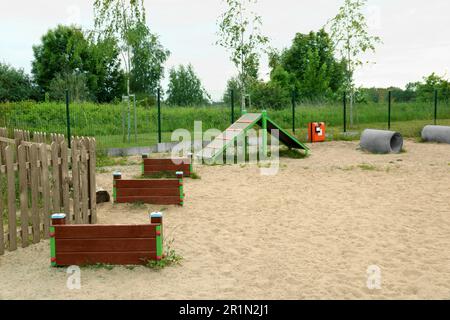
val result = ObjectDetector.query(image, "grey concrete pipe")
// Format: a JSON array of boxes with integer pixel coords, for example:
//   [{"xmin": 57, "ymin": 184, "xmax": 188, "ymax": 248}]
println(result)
[
  {"xmin": 421, "ymin": 125, "xmax": 450, "ymax": 144},
  {"xmin": 360, "ymin": 129, "xmax": 403, "ymax": 154}
]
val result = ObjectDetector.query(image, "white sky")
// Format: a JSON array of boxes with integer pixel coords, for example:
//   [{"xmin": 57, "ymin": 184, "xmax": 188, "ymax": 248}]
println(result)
[{"xmin": 1, "ymin": 0, "xmax": 449, "ymax": 100}]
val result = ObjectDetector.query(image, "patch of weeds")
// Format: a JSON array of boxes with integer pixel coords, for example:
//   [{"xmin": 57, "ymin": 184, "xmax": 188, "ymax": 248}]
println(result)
[
  {"xmin": 279, "ymin": 148, "xmax": 309, "ymax": 159},
  {"xmin": 190, "ymin": 172, "xmax": 201, "ymax": 180},
  {"xmin": 400, "ymin": 148, "xmax": 407, "ymax": 154},
  {"xmin": 140, "ymin": 171, "xmax": 175, "ymax": 179},
  {"xmin": 124, "ymin": 265, "xmax": 136, "ymax": 271},
  {"xmin": 257, "ymin": 162, "xmax": 272, "ymax": 168},
  {"xmin": 82, "ymin": 263, "xmax": 115, "ymax": 271},
  {"xmin": 129, "ymin": 201, "xmax": 146, "ymax": 209},
  {"xmin": 337, "ymin": 165, "xmax": 355, "ymax": 171},
  {"xmin": 358, "ymin": 163, "xmax": 377, "ymax": 171},
  {"xmin": 97, "ymin": 168, "xmax": 110, "ymax": 174},
  {"xmin": 144, "ymin": 239, "xmax": 182, "ymax": 270}
]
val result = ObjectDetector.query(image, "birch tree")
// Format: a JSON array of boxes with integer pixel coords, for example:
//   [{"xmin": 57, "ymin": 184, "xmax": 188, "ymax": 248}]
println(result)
[
  {"xmin": 328, "ymin": 0, "xmax": 381, "ymax": 126},
  {"xmin": 216, "ymin": 0, "xmax": 268, "ymax": 111}
]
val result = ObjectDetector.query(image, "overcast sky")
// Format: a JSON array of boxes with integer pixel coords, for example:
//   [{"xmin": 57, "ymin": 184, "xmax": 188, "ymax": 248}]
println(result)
[{"xmin": 1, "ymin": 0, "xmax": 449, "ymax": 100}]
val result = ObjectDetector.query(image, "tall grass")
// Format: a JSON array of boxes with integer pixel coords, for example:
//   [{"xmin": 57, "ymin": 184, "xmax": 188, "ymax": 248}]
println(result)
[{"xmin": 1, "ymin": 100, "xmax": 448, "ymax": 148}]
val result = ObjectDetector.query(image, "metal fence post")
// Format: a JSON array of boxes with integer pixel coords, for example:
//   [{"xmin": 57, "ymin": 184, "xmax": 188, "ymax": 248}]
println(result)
[
  {"xmin": 343, "ymin": 92, "xmax": 347, "ymax": 133},
  {"xmin": 231, "ymin": 89, "xmax": 235, "ymax": 124},
  {"xmin": 434, "ymin": 89, "xmax": 438, "ymax": 125},
  {"xmin": 65, "ymin": 90, "xmax": 71, "ymax": 148},
  {"xmin": 292, "ymin": 91, "xmax": 296, "ymax": 133},
  {"xmin": 157, "ymin": 88, "xmax": 162, "ymax": 144},
  {"xmin": 388, "ymin": 91, "xmax": 392, "ymax": 130}
]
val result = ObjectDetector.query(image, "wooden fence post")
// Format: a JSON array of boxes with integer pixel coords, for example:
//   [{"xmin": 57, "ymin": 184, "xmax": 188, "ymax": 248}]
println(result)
[
  {"xmin": 18, "ymin": 145, "xmax": 29, "ymax": 248},
  {"xmin": 72, "ymin": 138, "xmax": 81, "ymax": 224},
  {"xmin": 0, "ymin": 157, "xmax": 4, "ymax": 255},
  {"xmin": 5, "ymin": 145, "xmax": 17, "ymax": 251},
  {"xmin": 30, "ymin": 144, "xmax": 40, "ymax": 244},
  {"xmin": 40, "ymin": 143, "xmax": 51, "ymax": 238},
  {"xmin": 60, "ymin": 141, "xmax": 70, "ymax": 224},
  {"xmin": 88, "ymin": 138, "xmax": 97, "ymax": 224}
]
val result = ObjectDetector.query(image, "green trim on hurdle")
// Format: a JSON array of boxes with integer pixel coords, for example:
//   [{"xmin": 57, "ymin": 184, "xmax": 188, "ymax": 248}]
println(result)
[
  {"xmin": 176, "ymin": 171, "xmax": 184, "ymax": 206},
  {"xmin": 50, "ymin": 213, "xmax": 66, "ymax": 267},
  {"xmin": 156, "ymin": 225, "xmax": 163, "ymax": 260},
  {"xmin": 113, "ymin": 171, "xmax": 122, "ymax": 202},
  {"xmin": 50, "ymin": 226, "xmax": 56, "ymax": 267}
]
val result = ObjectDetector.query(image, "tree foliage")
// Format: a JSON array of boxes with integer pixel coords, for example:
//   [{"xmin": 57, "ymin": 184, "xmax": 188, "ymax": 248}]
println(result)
[
  {"xmin": 31, "ymin": 25, "xmax": 125, "ymax": 102},
  {"xmin": 93, "ymin": 0, "xmax": 169, "ymax": 97},
  {"xmin": 0, "ymin": 63, "xmax": 39, "ymax": 102},
  {"xmin": 128, "ymin": 21, "xmax": 170, "ymax": 96},
  {"xmin": 216, "ymin": 0, "xmax": 268, "ymax": 109},
  {"xmin": 166, "ymin": 65, "xmax": 210, "ymax": 106},
  {"xmin": 327, "ymin": 0, "xmax": 381, "ymax": 124}
]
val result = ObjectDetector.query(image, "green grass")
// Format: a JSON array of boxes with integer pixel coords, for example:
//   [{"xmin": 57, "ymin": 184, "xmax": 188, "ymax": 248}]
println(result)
[
  {"xmin": 1, "ymin": 101, "xmax": 449, "ymax": 151},
  {"xmin": 358, "ymin": 163, "xmax": 377, "ymax": 171}
]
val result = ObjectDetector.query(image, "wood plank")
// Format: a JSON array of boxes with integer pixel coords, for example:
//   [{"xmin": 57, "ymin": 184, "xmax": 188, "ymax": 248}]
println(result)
[
  {"xmin": 115, "ymin": 179, "xmax": 179, "ymax": 189},
  {"xmin": 116, "ymin": 188, "xmax": 180, "ymax": 197},
  {"xmin": 56, "ymin": 238, "xmax": 156, "ymax": 253},
  {"xmin": 18, "ymin": 145, "xmax": 29, "ymax": 248},
  {"xmin": 0, "ymin": 157, "xmax": 4, "ymax": 255},
  {"xmin": 115, "ymin": 196, "xmax": 181, "ymax": 205},
  {"xmin": 55, "ymin": 251, "xmax": 157, "ymax": 266},
  {"xmin": 144, "ymin": 164, "xmax": 190, "ymax": 172},
  {"xmin": 88, "ymin": 138, "xmax": 97, "ymax": 224},
  {"xmin": 80, "ymin": 146, "xmax": 89, "ymax": 224},
  {"xmin": 72, "ymin": 138, "xmax": 81, "ymax": 224},
  {"xmin": 40, "ymin": 144, "xmax": 51, "ymax": 238},
  {"xmin": 144, "ymin": 158, "xmax": 190, "ymax": 165},
  {"xmin": 51, "ymin": 142, "xmax": 61, "ymax": 213},
  {"xmin": 60, "ymin": 141, "xmax": 70, "ymax": 224},
  {"xmin": 55, "ymin": 225, "xmax": 158, "ymax": 239},
  {"xmin": 30, "ymin": 144, "xmax": 40, "ymax": 243},
  {"xmin": 5, "ymin": 146, "xmax": 17, "ymax": 251}
]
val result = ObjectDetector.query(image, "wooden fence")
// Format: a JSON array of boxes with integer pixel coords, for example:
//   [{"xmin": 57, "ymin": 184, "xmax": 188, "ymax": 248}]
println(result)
[{"xmin": 0, "ymin": 128, "xmax": 96, "ymax": 255}]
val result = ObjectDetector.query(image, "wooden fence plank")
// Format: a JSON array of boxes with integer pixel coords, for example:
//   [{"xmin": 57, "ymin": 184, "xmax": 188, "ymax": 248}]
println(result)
[
  {"xmin": 18, "ymin": 145, "xmax": 29, "ymax": 248},
  {"xmin": 0, "ymin": 159, "xmax": 4, "ymax": 255},
  {"xmin": 51, "ymin": 142, "xmax": 61, "ymax": 214},
  {"xmin": 5, "ymin": 146, "xmax": 17, "ymax": 251},
  {"xmin": 60, "ymin": 141, "xmax": 70, "ymax": 224},
  {"xmin": 40, "ymin": 144, "xmax": 51, "ymax": 238},
  {"xmin": 80, "ymin": 146, "xmax": 89, "ymax": 224},
  {"xmin": 30, "ymin": 144, "xmax": 40, "ymax": 244},
  {"xmin": 88, "ymin": 138, "xmax": 97, "ymax": 224},
  {"xmin": 72, "ymin": 138, "xmax": 81, "ymax": 224}
]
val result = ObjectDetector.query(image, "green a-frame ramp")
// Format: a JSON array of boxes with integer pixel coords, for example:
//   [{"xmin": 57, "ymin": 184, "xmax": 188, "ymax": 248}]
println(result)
[{"xmin": 199, "ymin": 111, "xmax": 309, "ymax": 163}]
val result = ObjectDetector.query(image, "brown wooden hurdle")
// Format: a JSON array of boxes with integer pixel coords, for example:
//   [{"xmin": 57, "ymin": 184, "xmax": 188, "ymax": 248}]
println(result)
[
  {"xmin": 141, "ymin": 154, "xmax": 192, "ymax": 177},
  {"xmin": 113, "ymin": 172, "xmax": 184, "ymax": 206},
  {"xmin": 50, "ymin": 212, "xmax": 164, "ymax": 266}
]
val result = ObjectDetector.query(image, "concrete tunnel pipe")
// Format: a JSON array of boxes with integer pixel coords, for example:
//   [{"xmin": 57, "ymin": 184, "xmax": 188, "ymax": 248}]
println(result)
[
  {"xmin": 421, "ymin": 125, "xmax": 450, "ymax": 144},
  {"xmin": 360, "ymin": 129, "xmax": 404, "ymax": 154}
]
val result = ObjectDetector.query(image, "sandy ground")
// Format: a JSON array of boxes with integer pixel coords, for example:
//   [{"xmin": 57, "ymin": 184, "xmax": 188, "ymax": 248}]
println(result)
[{"xmin": 1, "ymin": 140, "xmax": 450, "ymax": 300}]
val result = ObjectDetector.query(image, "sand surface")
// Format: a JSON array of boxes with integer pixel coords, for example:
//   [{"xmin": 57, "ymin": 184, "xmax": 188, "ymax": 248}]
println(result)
[{"xmin": 1, "ymin": 140, "xmax": 449, "ymax": 300}]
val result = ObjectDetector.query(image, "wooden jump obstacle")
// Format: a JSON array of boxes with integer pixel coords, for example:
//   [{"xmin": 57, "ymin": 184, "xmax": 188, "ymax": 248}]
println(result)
[
  {"xmin": 141, "ymin": 154, "xmax": 192, "ymax": 177},
  {"xmin": 113, "ymin": 171, "xmax": 185, "ymax": 206},
  {"xmin": 50, "ymin": 212, "xmax": 164, "ymax": 266}
]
